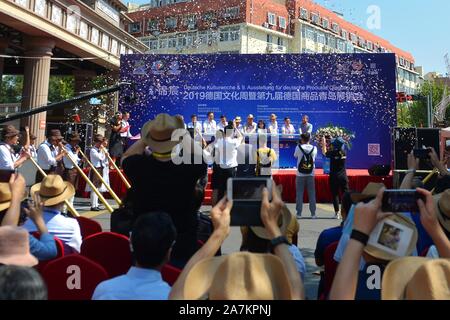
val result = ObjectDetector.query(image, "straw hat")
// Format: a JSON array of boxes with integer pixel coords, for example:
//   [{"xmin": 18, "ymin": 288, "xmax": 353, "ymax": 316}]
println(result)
[
  {"xmin": 0, "ymin": 183, "xmax": 12, "ymax": 211},
  {"xmin": 49, "ymin": 129, "xmax": 63, "ymax": 140},
  {"xmin": 30, "ymin": 174, "xmax": 75, "ymax": 206},
  {"xmin": 234, "ymin": 116, "xmax": 242, "ymax": 122},
  {"xmin": 364, "ymin": 213, "xmax": 418, "ymax": 261},
  {"xmin": 141, "ymin": 114, "xmax": 185, "ymax": 154},
  {"xmin": 68, "ymin": 132, "xmax": 81, "ymax": 142},
  {"xmin": 2, "ymin": 125, "xmax": 20, "ymax": 138},
  {"xmin": 0, "ymin": 226, "xmax": 38, "ymax": 267},
  {"xmin": 183, "ymin": 252, "xmax": 292, "ymax": 300},
  {"xmin": 435, "ymin": 189, "xmax": 450, "ymax": 232},
  {"xmin": 382, "ymin": 257, "xmax": 450, "ymax": 300},
  {"xmin": 351, "ymin": 183, "xmax": 385, "ymax": 203},
  {"xmin": 251, "ymin": 205, "xmax": 292, "ymax": 240}
]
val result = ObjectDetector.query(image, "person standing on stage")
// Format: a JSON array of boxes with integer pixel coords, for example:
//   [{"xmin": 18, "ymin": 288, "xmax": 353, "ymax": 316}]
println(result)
[
  {"xmin": 268, "ymin": 114, "xmax": 279, "ymax": 134},
  {"xmin": 98, "ymin": 138, "xmax": 110, "ymax": 194},
  {"xmin": 257, "ymin": 120, "xmax": 267, "ymax": 134},
  {"xmin": 0, "ymin": 125, "xmax": 30, "ymax": 170},
  {"xmin": 234, "ymin": 116, "xmax": 244, "ymax": 135},
  {"xmin": 120, "ymin": 112, "xmax": 132, "ymax": 152},
  {"xmin": 36, "ymin": 129, "xmax": 66, "ymax": 183},
  {"xmin": 244, "ymin": 114, "xmax": 257, "ymax": 134},
  {"xmin": 217, "ymin": 115, "xmax": 228, "ymax": 131},
  {"xmin": 294, "ymin": 133, "xmax": 317, "ymax": 219},
  {"xmin": 203, "ymin": 112, "xmax": 217, "ymax": 135},
  {"xmin": 299, "ymin": 115, "xmax": 313, "ymax": 135},
  {"xmin": 62, "ymin": 133, "xmax": 81, "ymax": 207},
  {"xmin": 187, "ymin": 114, "xmax": 202, "ymax": 132},
  {"xmin": 281, "ymin": 117, "xmax": 296, "ymax": 135},
  {"xmin": 87, "ymin": 134, "xmax": 106, "ymax": 211},
  {"xmin": 321, "ymin": 136, "xmax": 349, "ymax": 219},
  {"xmin": 108, "ymin": 112, "xmax": 123, "ymax": 168}
]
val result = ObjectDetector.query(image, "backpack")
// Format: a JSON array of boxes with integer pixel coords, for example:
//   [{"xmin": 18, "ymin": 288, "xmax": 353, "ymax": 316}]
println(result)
[
  {"xmin": 297, "ymin": 145, "xmax": 315, "ymax": 174},
  {"xmin": 256, "ymin": 149, "xmax": 273, "ymax": 176}
]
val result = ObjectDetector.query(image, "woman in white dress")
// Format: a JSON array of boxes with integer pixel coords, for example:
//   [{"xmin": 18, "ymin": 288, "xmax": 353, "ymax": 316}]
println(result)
[{"xmin": 98, "ymin": 138, "xmax": 110, "ymax": 193}]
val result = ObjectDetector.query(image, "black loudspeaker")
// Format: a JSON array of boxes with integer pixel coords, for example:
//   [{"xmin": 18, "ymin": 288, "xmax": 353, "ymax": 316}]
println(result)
[
  {"xmin": 368, "ymin": 164, "xmax": 391, "ymax": 176},
  {"xmin": 393, "ymin": 128, "xmax": 440, "ymax": 170}
]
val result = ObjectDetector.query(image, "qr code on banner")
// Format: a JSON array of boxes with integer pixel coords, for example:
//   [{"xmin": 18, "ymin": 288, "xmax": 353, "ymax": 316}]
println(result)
[{"xmin": 368, "ymin": 144, "xmax": 380, "ymax": 156}]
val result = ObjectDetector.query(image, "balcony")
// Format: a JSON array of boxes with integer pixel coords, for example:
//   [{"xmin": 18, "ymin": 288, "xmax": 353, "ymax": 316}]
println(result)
[{"xmin": 266, "ymin": 43, "xmax": 286, "ymax": 53}]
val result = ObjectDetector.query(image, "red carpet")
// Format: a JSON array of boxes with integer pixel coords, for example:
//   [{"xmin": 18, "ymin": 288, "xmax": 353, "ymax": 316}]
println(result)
[{"xmin": 76, "ymin": 168, "xmax": 392, "ymax": 205}]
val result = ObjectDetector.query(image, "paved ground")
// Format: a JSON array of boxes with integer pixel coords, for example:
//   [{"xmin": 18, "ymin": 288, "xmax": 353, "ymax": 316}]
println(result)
[{"xmin": 75, "ymin": 198, "xmax": 340, "ymax": 300}]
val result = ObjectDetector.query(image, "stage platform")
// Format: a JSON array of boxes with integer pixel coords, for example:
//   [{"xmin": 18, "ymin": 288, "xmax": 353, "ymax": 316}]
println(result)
[{"xmin": 76, "ymin": 168, "xmax": 393, "ymax": 205}]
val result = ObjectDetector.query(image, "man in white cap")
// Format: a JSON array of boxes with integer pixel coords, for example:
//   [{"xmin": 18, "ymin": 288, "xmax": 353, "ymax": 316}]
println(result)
[{"xmin": 244, "ymin": 114, "xmax": 257, "ymax": 134}]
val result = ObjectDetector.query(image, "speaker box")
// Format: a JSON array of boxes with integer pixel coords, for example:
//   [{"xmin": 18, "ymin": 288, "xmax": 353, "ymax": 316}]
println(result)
[
  {"xmin": 368, "ymin": 164, "xmax": 391, "ymax": 176},
  {"xmin": 393, "ymin": 127, "xmax": 440, "ymax": 170}
]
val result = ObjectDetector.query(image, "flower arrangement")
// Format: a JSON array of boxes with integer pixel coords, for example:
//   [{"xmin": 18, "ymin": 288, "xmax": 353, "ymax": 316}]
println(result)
[{"xmin": 314, "ymin": 124, "xmax": 356, "ymax": 149}]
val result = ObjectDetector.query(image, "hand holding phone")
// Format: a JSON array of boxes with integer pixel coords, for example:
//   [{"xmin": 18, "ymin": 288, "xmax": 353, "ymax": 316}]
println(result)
[
  {"xmin": 381, "ymin": 190, "xmax": 425, "ymax": 213},
  {"xmin": 413, "ymin": 148, "xmax": 431, "ymax": 160}
]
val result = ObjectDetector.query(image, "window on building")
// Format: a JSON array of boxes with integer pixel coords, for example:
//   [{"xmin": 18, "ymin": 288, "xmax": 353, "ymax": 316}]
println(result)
[
  {"xmin": 198, "ymin": 31, "xmax": 208, "ymax": 44},
  {"xmin": 300, "ymin": 8, "xmax": 308, "ymax": 20},
  {"xmin": 341, "ymin": 29, "xmax": 347, "ymax": 40},
  {"xmin": 168, "ymin": 36, "xmax": 177, "ymax": 48},
  {"xmin": 358, "ymin": 37, "xmax": 366, "ymax": 48},
  {"xmin": 186, "ymin": 32, "xmax": 196, "ymax": 46},
  {"xmin": 311, "ymin": 12, "xmax": 319, "ymax": 24},
  {"xmin": 267, "ymin": 34, "xmax": 273, "ymax": 43},
  {"xmin": 129, "ymin": 22, "xmax": 141, "ymax": 33},
  {"xmin": 183, "ymin": 14, "xmax": 197, "ymax": 28},
  {"xmin": 399, "ymin": 57, "xmax": 404, "ymax": 66},
  {"xmin": 337, "ymin": 39, "xmax": 345, "ymax": 52},
  {"xmin": 165, "ymin": 17, "xmax": 177, "ymax": 29},
  {"xmin": 230, "ymin": 27, "xmax": 240, "ymax": 41},
  {"xmin": 331, "ymin": 22, "xmax": 339, "ymax": 33},
  {"xmin": 225, "ymin": 6, "xmax": 240, "ymax": 18},
  {"xmin": 327, "ymin": 35, "xmax": 336, "ymax": 48},
  {"xmin": 220, "ymin": 28, "xmax": 229, "ymax": 42},
  {"xmin": 101, "ymin": 34, "xmax": 109, "ymax": 50},
  {"xmin": 147, "ymin": 19, "xmax": 158, "ymax": 31},
  {"xmin": 159, "ymin": 37, "xmax": 168, "ymax": 49},
  {"xmin": 346, "ymin": 42, "xmax": 354, "ymax": 53},
  {"xmin": 268, "ymin": 12, "xmax": 276, "ymax": 26},
  {"xmin": 316, "ymin": 31, "xmax": 325, "ymax": 45},
  {"xmin": 305, "ymin": 27, "xmax": 315, "ymax": 41},
  {"xmin": 149, "ymin": 39, "xmax": 158, "ymax": 50},
  {"xmin": 322, "ymin": 18, "xmax": 329, "ymax": 29},
  {"xmin": 367, "ymin": 41, "xmax": 373, "ymax": 51},
  {"xmin": 350, "ymin": 33, "xmax": 357, "ymax": 43},
  {"xmin": 279, "ymin": 16, "xmax": 287, "ymax": 29},
  {"xmin": 277, "ymin": 37, "xmax": 284, "ymax": 46},
  {"xmin": 177, "ymin": 35, "xmax": 187, "ymax": 47},
  {"xmin": 219, "ymin": 27, "xmax": 240, "ymax": 42}
]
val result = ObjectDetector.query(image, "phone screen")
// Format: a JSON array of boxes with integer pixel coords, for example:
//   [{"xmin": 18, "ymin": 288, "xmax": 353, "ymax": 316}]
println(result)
[
  {"xmin": 382, "ymin": 190, "xmax": 424, "ymax": 213},
  {"xmin": 232, "ymin": 179, "xmax": 267, "ymax": 201},
  {"xmin": 0, "ymin": 170, "xmax": 15, "ymax": 183},
  {"xmin": 413, "ymin": 149, "xmax": 430, "ymax": 159}
]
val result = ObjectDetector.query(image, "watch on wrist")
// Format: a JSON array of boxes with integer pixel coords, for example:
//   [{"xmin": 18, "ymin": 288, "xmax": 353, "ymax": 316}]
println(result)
[
  {"xmin": 350, "ymin": 229, "xmax": 369, "ymax": 246},
  {"xmin": 270, "ymin": 236, "xmax": 289, "ymax": 249}
]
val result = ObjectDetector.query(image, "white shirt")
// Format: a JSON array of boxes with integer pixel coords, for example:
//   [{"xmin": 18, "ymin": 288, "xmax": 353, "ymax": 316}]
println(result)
[
  {"xmin": 294, "ymin": 144, "xmax": 317, "ymax": 176},
  {"xmin": 244, "ymin": 122, "xmax": 257, "ymax": 134},
  {"xmin": 268, "ymin": 121, "xmax": 279, "ymax": 134},
  {"xmin": 37, "ymin": 141, "xmax": 58, "ymax": 170},
  {"xmin": 217, "ymin": 121, "xmax": 228, "ymax": 131},
  {"xmin": 426, "ymin": 245, "xmax": 439, "ymax": 258},
  {"xmin": 29, "ymin": 145, "xmax": 37, "ymax": 159},
  {"xmin": 63, "ymin": 144, "xmax": 80, "ymax": 169},
  {"xmin": 282, "ymin": 124, "xmax": 296, "ymax": 134},
  {"xmin": 90, "ymin": 147, "xmax": 105, "ymax": 168},
  {"xmin": 203, "ymin": 120, "xmax": 217, "ymax": 135},
  {"xmin": 120, "ymin": 120, "xmax": 132, "ymax": 138},
  {"xmin": 288, "ymin": 245, "xmax": 306, "ymax": 281},
  {"xmin": 187, "ymin": 121, "xmax": 202, "ymax": 132},
  {"xmin": 0, "ymin": 144, "xmax": 18, "ymax": 170},
  {"xmin": 216, "ymin": 136, "xmax": 241, "ymax": 169},
  {"xmin": 23, "ymin": 208, "xmax": 82, "ymax": 253}
]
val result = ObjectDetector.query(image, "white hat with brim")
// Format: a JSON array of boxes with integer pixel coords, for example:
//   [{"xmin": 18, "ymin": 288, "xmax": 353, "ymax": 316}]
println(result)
[
  {"xmin": 141, "ymin": 114, "xmax": 186, "ymax": 154},
  {"xmin": 30, "ymin": 174, "xmax": 75, "ymax": 206}
]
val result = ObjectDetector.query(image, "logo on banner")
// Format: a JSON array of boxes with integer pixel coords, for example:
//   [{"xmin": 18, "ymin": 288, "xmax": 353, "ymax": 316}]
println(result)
[
  {"xmin": 133, "ymin": 60, "xmax": 146, "ymax": 75},
  {"xmin": 368, "ymin": 144, "xmax": 380, "ymax": 156},
  {"xmin": 151, "ymin": 60, "xmax": 165, "ymax": 75},
  {"xmin": 168, "ymin": 61, "xmax": 181, "ymax": 75},
  {"xmin": 352, "ymin": 60, "xmax": 365, "ymax": 72}
]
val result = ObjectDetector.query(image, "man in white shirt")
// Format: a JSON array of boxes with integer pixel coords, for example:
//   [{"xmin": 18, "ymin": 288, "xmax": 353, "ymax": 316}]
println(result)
[
  {"xmin": 24, "ymin": 174, "xmax": 82, "ymax": 253},
  {"xmin": 234, "ymin": 116, "xmax": 244, "ymax": 136},
  {"xmin": 187, "ymin": 114, "xmax": 202, "ymax": 133},
  {"xmin": 294, "ymin": 133, "xmax": 317, "ymax": 218},
  {"xmin": 93, "ymin": 212, "xmax": 175, "ymax": 300},
  {"xmin": 89, "ymin": 134, "xmax": 106, "ymax": 211},
  {"xmin": 217, "ymin": 115, "xmax": 228, "ymax": 131},
  {"xmin": 244, "ymin": 114, "xmax": 257, "ymax": 134},
  {"xmin": 0, "ymin": 125, "xmax": 29, "ymax": 170},
  {"xmin": 203, "ymin": 112, "xmax": 217, "ymax": 135},
  {"xmin": 268, "ymin": 113, "xmax": 279, "ymax": 134},
  {"xmin": 63, "ymin": 133, "xmax": 82, "ymax": 207},
  {"xmin": 215, "ymin": 121, "xmax": 244, "ymax": 199},
  {"xmin": 36, "ymin": 129, "xmax": 66, "ymax": 183},
  {"xmin": 281, "ymin": 117, "xmax": 296, "ymax": 135}
]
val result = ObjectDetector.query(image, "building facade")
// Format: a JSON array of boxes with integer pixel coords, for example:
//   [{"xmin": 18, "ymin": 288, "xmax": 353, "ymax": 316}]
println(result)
[{"xmin": 126, "ymin": 0, "xmax": 420, "ymax": 94}]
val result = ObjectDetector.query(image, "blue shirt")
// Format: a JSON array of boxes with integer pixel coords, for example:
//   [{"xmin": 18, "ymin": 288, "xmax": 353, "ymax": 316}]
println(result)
[
  {"xmin": 300, "ymin": 122, "xmax": 313, "ymax": 134},
  {"xmin": 29, "ymin": 233, "xmax": 57, "ymax": 261},
  {"xmin": 315, "ymin": 226, "xmax": 343, "ymax": 266},
  {"xmin": 92, "ymin": 267, "xmax": 171, "ymax": 300}
]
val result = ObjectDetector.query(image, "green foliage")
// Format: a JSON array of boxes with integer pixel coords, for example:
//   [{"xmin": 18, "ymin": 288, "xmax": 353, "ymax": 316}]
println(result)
[
  {"xmin": 0, "ymin": 75, "xmax": 23, "ymax": 103},
  {"xmin": 48, "ymin": 76, "xmax": 74, "ymax": 103}
]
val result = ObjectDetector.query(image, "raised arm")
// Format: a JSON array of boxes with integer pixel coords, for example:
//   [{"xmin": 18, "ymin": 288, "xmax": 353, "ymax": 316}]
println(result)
[
  {"xmin": 1, "ymin": 174, "xmax": 26, "ymax": 226},
  {"xmin": 429, "ymin": 147, "xmax": 449, "ymax": 177},
  {"xmin": 400, "ymin": 151, "xmax": 419, "ymax": 189},
  {"xmin": 321, "ymin": 136, "xmax": 327, "ymax": 154}
]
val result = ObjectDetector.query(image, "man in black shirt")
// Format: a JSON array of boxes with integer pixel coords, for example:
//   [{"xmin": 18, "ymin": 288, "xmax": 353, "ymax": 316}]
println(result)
[
  {"xmin": 121, "ymin": 114, "xmax": 207, "ymax": 268},
  {"xmin": 321, "ymin": 136, "xmax": 349, "ymax": 219}
]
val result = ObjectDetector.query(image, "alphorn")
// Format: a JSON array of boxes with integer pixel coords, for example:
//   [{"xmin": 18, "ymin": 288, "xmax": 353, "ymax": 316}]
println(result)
[
  {"xmin": 101, "ymin": 147, "xmax": 131, "ymax": 189},
  {"xmin": 28, "ymin": 157, "xmax": 80, "ymax": 217},
  {"xmin": 61, "ymin": 146, "xmax": 114, "ymax": 213},
  {"xmin": 78, "ymin": 148, "xmax": 122, "ymax": 206}
]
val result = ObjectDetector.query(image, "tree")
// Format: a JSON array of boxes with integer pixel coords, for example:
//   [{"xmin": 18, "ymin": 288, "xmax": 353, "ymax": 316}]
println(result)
[
  {"xmin": 0, "ymin": 75, "xmax": 23, "ymax": 103},
  {"xmin": 48, "ymin": 76, "xmax": 75, "ymax": 103}
]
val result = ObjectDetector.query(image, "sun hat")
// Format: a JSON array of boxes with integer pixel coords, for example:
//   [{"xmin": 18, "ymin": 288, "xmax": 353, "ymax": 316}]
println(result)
[
  {"xmin": 250, "ymin": 205, "xmax": 292, "ymax": 240},
  {"xmin": 48, "ymin": 129, "xmax": 63, "ymax": 140},
  {"xmin": 382, "ymin": 257, "xmax": 450, "ymax": 300},
  {"xmin": 0, "ymin": 183, "xmax": 12, "ymax": 212},
  {"xmin": 183, "ymin": 252, "xmax": 292, "ymax": 300},
  {"xmin": 351, "ymin": 183, "xmax": 386, "ymax": 203},
  {"xmin": 141, "ymin": 114, "xmax": 185, "ymax": 154},
  {"xmin": 435, "ymin": 189, "xmax": 450, "ymax": 232},
  {"xmin": 68, "ymin": 133, "xmax": 81, "ymax": 142},
  {"xmin": 234, "ymin": 116, "xmax": 242, "ymax": 122},
  {"xmin": 0, "ymin": 226, "xmax": 38, "ymax": 267},
  {"xmin": 30, "ymin": 174, "xmax": 75, "ymax": 206},
  {"xmin": 2, "ymin": 125, "xmax": 20, "ymax": 138}
]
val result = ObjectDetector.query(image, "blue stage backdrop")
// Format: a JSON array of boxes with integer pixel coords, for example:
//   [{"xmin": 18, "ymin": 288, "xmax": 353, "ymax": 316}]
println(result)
[{"xmin": 119, "ymin": 54, "xmax": 397, "ymax": 169}]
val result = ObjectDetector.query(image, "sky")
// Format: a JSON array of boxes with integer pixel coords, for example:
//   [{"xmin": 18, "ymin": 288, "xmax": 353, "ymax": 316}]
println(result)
[{"xmin": 127, "ymin": 0, "xmax": 450, "ymax": 76}]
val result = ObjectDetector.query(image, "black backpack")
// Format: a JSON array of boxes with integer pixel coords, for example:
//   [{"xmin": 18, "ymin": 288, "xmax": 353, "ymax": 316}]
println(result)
[{"xmin": 297, "ymin": 145, "xmax": 315, "ymax": 174}]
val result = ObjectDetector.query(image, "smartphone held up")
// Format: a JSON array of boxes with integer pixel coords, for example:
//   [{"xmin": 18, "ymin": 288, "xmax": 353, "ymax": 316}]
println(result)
[{"xmin": 381, "ymin": 189, "xmax": 425, "ymax": 213}]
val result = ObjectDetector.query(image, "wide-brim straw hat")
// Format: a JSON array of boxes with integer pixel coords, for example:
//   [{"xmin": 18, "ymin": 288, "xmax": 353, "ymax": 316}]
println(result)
[
  {"xmin": 49, "ymin": 129, "xmax": 63, "ymax": 140},
  {"xmin": 382, "ymin": 257, "xmax": 450, "ymax": 300},
  {"xmin": 0, "ymin": 183, "xmax": 12, "ymax": 211},
  {"xmin": 0, "ymin": 226, "xmax": 38, "ymax": 267},
  {"xmin": 68, "ymin": 133, "xmax": 82, "ymax": 142},
  {"xmin": 251, "ymin": 205, "xmax": 292, "ymax": 240},
  {"xmin": 3, "ymin": 125, "xmax": 20, "ymax": 138},
  {"xmin": 364, "ymin": 213, "xmax": 418, "ymax": 261},
  {"xmin": 183, "ymin": 252, "xmax": 292, "ymax": 300},
  {"xmin": 141, "ymin": 114, "xmax": 185, "ymax": 154},
  {"xmin": 351, "ymin": 183, "xmax": 386, "ymax": 203},
  {"xmin": 435, "ymin": 189, "xmax": 450, "ymax": 232},
  {"xmin": 30, "ymin": 174, "xmax": 75, "ymax": 206}
]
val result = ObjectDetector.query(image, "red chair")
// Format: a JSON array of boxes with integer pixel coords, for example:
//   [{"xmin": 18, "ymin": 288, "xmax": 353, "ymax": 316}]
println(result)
[
  {"xmin": 76, "ymin": 216, "xmax": 102, "ymax": 239},
  {"xmin": 42, "ymin": 254, "xmax": 108, "ymax": 300},
  {"xmin": 161, "ymin": 264, "xmax": 182, "ymax": 286},
  {"xmin": 323, "ymin": 241, "xmax": 339, "ymax": 299},
  {"xmin": 31, "ymin": 232, "xmax": 65, "ymax": 273},
  {"xmin": 80, "ymin": 232, "xmax": 132, "ymax": 278}
]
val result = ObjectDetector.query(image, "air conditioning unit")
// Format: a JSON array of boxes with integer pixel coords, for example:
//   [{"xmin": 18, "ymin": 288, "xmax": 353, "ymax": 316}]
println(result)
[
  {"xmin": 263, "ymin": 22, "xmax": 269, "ymax": 28},
  {"xmin": 266, "ymin": 43, "xmax": 274, "ymax": 53}
]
